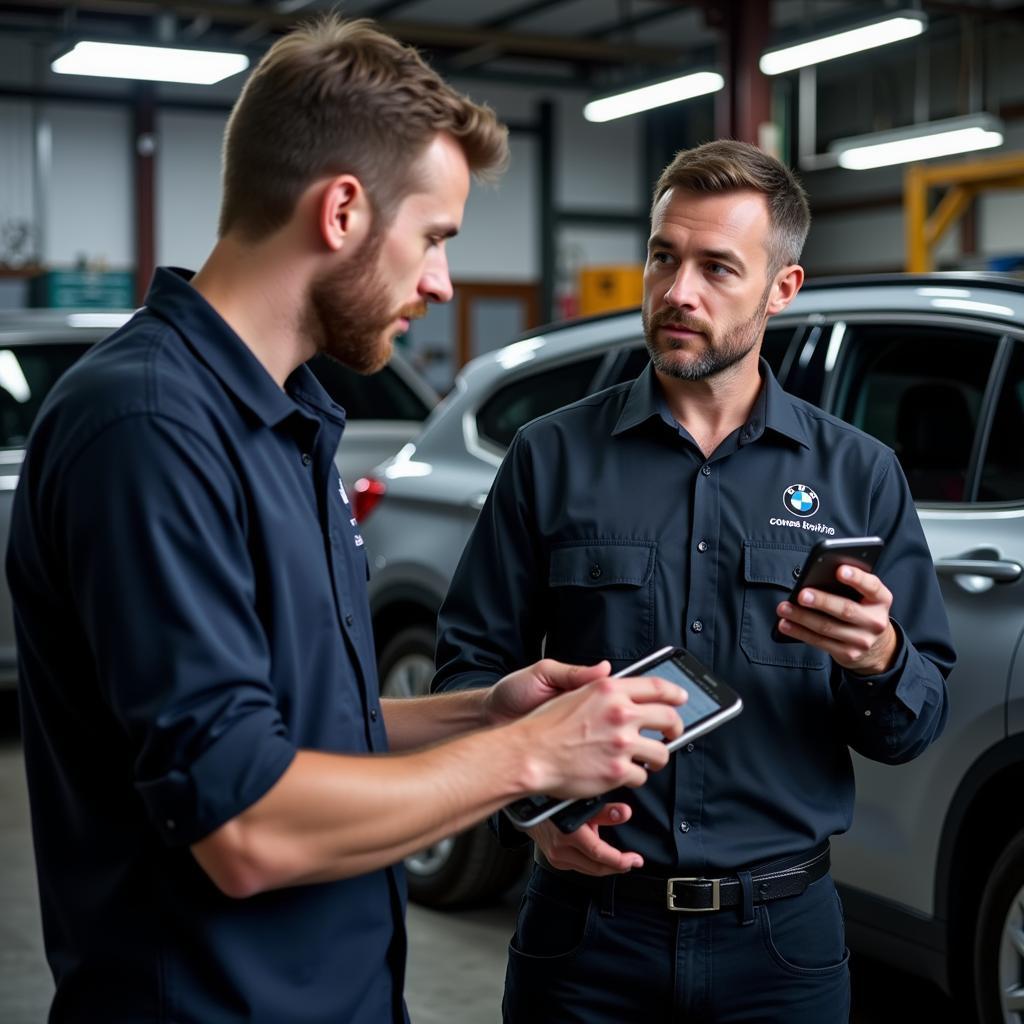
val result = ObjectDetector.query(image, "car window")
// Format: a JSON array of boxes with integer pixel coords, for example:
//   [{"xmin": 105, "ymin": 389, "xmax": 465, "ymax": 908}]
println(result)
[
  {"xmin": 612, "ymin": 344, "xmax": 650, "ymax": 385},
  {"xmin": 307, "ymin": 354, "xmax": 431, "ymax": 421},
  {"xmin": 761, "ymin": 324, "xmax": 800, "ymax": 380},
  {"xmin": 977, "ymin": 340, "xmax": 1024, "ymax": 503},
  {"xmin": 831, "ymin": 323, "xmax": 999, "ymax": 503},
  {"xmin": 476, "ymin": 355, "xmax": 604, "ymax": 449},
  {"xmin": 0, "ymin": 342, "xmax": 91, "ymax": 448}
]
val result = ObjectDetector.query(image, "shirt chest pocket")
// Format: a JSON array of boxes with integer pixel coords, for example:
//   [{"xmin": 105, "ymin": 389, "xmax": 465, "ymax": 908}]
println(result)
[
  {"xmin": 740, "ymin": 541, "xmax": 828, "ymax": 670},
  {"xmin": 546, "ymin": 541, "xmax": 656, "ymax": 661}
]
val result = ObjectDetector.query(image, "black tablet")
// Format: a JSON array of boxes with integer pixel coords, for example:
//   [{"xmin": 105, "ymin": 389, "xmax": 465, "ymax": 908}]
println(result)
[{"xmin": 502, "ymin": 646, "xmax": 743, "ymax": 833}]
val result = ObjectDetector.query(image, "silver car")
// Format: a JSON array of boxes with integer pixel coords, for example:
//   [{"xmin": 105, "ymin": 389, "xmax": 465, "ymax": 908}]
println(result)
[
  {"xmin": 356, "ymin": 273, "xmax": 1024, "ymax": 1024},
  {"xmin": 0, "ymin": 309, "xmax": 438, "ymax": 690}
]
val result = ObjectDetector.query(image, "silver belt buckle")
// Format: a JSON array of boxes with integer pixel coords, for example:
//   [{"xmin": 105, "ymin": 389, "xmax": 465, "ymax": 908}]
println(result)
[{"xmin": 666, "ymin": 876, "xmax": 721, "ymax": 912}]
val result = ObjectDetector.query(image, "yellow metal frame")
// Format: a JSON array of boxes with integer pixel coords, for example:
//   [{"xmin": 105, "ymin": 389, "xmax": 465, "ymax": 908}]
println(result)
[{"xmin": 905, "ymin": 151, "xmax": 1024, "ymax": 272}]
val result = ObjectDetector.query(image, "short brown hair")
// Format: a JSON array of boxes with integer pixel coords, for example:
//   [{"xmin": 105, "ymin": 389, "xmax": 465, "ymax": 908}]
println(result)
[
  {"xmin": 652, "ymin": 140, "xmax": 810, "ymax": 272},
  {"xmin": 219, "ymin": 16, "xmax": 509, "ymax": 240}
]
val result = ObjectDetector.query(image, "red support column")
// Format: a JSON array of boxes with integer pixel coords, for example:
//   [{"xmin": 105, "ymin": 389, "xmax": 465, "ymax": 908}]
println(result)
[
  {"xmin": 714, "ymin": 0, "xmax": 772, "ymax": 146},
  {"xmin": 133, "ymin": 83, "xmax": 156, "ymax": 305}
]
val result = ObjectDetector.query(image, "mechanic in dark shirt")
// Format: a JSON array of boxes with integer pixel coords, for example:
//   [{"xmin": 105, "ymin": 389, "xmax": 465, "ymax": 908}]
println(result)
[
  {"xmin": 6, "ymin": 20, "xmax": 687, "ymax": 1024},
  {"xmin": 433, "ymin": 140, "xmax": 955, "ymax": 1023}
]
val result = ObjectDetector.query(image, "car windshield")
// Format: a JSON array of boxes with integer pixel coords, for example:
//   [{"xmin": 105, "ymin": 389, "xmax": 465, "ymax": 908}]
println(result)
[
  {"xmin": 308, "ymin": 353, "xmax": 432, "ymax": 421},
  {"xmin": 0, "ymin": 343, "xmax": 92, "ymax": 448}
]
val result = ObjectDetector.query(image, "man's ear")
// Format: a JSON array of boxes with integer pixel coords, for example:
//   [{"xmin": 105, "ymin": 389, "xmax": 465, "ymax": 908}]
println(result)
[
  {"xmin": 317, "ymin": 175, "xmax": 372, "ymax": 253},
  {"xmin": 766, "ymin": 264, "xmax": 804, "ymax": 316}
]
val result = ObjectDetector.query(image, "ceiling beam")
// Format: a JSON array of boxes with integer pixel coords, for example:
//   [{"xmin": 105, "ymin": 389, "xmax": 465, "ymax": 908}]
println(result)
[
  {"xmin": 361, "ymin": 0, "xmax": 420, "ymax": 18},
  {"xmin": 5, "ymin": 0, "xmax": 688, "ymax": 63},
  {"xmin": 586, "ymin": 6, "xmax": 683, "ymax": 40},
  {"xmin": 478, "ymin": 0, "xmax": 563, "ymax": 31}
]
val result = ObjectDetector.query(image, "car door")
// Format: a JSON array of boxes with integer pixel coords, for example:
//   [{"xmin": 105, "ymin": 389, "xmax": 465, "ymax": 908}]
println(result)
[
  {"xmin": 982, "ymin": 342, "xmax": 1024, "ymax": 738},
  {"xmin": 0, "ymin": 335, "xmax": 96, "ymax": 687},
  {"xmin": 817, "ymin": 315, "xmax": 1024, "ymax": 921}
]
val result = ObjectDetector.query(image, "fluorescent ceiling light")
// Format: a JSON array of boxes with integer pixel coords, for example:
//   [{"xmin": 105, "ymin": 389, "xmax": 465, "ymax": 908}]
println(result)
[
  {"xmin": 52, "ymin": 41, "xmax": 249, "ymax": 84},
  {"xmin": 584, "ymin": 71, "xmax": 724, "ymax": 123},
  {"xmin": 760, "ymin": 10, "xmax": 926, "ymax": 76},
  {"xmin": 831, "ymin": 114, "xmax": 1004, "ymax": 169}
]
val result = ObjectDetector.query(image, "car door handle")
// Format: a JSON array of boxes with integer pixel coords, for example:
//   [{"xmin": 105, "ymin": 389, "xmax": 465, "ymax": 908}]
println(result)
[{"xmin": 935, "ymin": 558, "xmax": 1023, "ymax": 583}]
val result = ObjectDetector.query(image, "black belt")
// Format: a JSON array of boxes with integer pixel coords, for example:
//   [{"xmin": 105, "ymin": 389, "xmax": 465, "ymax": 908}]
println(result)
[{"xmin": 537, "ymin": 842, "xmax": 830, "ymax": 913}]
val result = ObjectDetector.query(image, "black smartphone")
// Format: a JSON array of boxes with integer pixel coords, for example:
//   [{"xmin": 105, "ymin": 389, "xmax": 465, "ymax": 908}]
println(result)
[
  {"xmin": 501, "ymin": 646, "xmax": 743, "ymax": 833},
  {"xmin": 774, "ymin": 536, "xmax": 884, "ymax": 643},
  {"xmin": 788, "ymin": 536, "xmax": 885, "ymax": 603}
]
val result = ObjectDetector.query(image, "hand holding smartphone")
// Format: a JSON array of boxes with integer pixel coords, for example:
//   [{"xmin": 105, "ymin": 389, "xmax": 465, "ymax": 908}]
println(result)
[
  {"xmin": 775, "ymin": 536, "xmax": 884, "ymax": 642},
  {"xmin": 502, "ymin": 646, "xmax": 743, "ymax": 833}
]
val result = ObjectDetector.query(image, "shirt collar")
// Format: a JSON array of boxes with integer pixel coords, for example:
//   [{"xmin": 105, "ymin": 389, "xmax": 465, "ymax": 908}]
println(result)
[
  {"xmin": 758, "ymin": 361, "xmax": 810, "ymax": 449},
  {"xmin": 611, "ymin": 361, "xmax": 665, "ymax": 436},
  {"xmin": 143, "ymin": 267, "xmax": 343, "ymax": 429},
  {"xmin": 612, "ymin": 356, "xmax": 810, "ymax": 449}
]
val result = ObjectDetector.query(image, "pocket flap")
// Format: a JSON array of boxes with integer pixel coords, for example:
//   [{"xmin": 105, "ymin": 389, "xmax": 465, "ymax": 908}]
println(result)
[
  {"xmin": 743, "ymin": 541, "xmax": 809, "ymax": 590},
  {"xmin": 549, "ymin": 541, "xmax": 655, "ymax": 588}
]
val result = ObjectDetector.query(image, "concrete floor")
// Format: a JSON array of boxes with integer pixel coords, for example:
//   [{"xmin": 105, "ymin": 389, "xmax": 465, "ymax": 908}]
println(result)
[{"xmin": 1, "ymin": 691, "xmax": 960, "ymax": 1023}]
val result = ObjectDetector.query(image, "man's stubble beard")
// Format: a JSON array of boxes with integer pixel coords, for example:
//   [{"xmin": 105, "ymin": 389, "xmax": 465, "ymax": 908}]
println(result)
[
  {"xmin": 643, "ymin": 277, "xmax": 774, "ymax": 382},
  {"xmin": 304, "ymin": 228, "xmax": 425, "ymax": 376}
]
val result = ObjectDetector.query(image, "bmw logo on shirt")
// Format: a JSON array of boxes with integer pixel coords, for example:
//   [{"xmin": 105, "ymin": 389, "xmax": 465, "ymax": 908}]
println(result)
[{"xmin": 784, "ymin": 484, "xmax": 820, "ymax": 518}]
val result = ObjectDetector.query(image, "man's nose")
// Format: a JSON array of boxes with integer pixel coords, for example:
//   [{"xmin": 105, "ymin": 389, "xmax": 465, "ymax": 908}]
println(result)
[
  {"xmin": 663, "ymin": 266, "xmax": 700, "ymax": 310},
  {"xmin": 420, "ymin": 250, "xmax": 454, "ymax": 305}
]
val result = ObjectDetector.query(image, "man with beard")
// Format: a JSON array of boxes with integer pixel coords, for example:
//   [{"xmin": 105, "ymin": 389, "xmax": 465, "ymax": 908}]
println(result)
[
  {"xmin": 432, "ymin": 139, "xmax": 954, "ymax": 1022},
  {"xmin": 5, "ymin": 18, "xmax": 688, "ymax": 1024}
]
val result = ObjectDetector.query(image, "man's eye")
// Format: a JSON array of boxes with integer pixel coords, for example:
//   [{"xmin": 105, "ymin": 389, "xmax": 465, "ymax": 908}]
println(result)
[
  {"xmin": 708, "ymin": 263, "xmax": 732, "ymax": 276},
  {"xmin": 649, "ymin": 252, "xmax": 671, "ymax": 265}
]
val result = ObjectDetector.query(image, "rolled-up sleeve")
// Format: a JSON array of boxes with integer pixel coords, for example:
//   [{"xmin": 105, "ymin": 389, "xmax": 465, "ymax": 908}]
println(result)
[
  {"xmin": 831, "ymin": 452, "xmax": 955, "ymax": 764},
  {"xmin": 54, "ymin": 414, "xmax": 296, "ymax": 846}
]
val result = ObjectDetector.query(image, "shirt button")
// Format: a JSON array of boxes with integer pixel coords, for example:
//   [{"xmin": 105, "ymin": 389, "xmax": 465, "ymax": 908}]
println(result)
[
  {"xmin": 691, "ymin": 620, "xmax": 703, "ymax": 633},
  {"xmin": 301, "ymin": 453, "xmax": 312, "ymax": 466},
  {"xmin": 697, "ymin": 540, "xmax": 709, "ymax": 553},
  {"xmin": 864, "ymin": 709, "xmax": 872, "ymax": 717},
  {"xmin": 686, "ymin": 743, "xmax": 695, "ymax": 753},
  {"xmin": 679, "ymin": 821, "xmax": 691, "ymax": 833},
  {"xmin": 793, "ymin": 566, "xmax": 802, "ymax": 580},
  {"xmin": 345, "ymin": 614, "xmax": 354, "ymax": 626},
  {"xmin": 589, "ymin": 564, "xmax": 602, "ymax": 579},
  {"xmin": 701, "ymin": 464, "xmax": 711, "ymax": 476},
  {"xmin": 165, "ymin": 819, "xmax": 176, "ymax": 831},
  {"xmin": 370, "ymin": 708, "xmax": 378, "ymax": 722}
]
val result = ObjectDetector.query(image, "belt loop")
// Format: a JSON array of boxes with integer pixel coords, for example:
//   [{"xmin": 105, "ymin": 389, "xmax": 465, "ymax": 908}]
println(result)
[
  {"xmin": 598, "ymin": 875, "xmax": 616, "ymax": 917},
  {"xmin": 737, "ymin": 870, "xmax": 754, "ymax": 926}
]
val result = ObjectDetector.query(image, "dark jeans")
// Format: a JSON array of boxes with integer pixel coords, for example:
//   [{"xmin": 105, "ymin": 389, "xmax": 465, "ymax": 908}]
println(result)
[{"xmin": 503, "ymin": 862, "xmax": 850, "ymax": 1024}]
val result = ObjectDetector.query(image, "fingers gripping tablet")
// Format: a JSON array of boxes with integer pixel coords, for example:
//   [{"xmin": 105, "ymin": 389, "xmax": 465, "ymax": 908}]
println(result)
[{"xmin": 502, "ymin": 646, "xmax": 743, "ymax": 833}]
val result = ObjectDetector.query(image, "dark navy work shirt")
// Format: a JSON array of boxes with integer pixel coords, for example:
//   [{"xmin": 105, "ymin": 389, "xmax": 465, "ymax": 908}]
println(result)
[
  {"xmin": 434, "ymin": 361, "xmax": 954, "ymax": 872},
  {"xmin": 8, "ymin": 268, "xmax": 406, "ymax": 1023}
]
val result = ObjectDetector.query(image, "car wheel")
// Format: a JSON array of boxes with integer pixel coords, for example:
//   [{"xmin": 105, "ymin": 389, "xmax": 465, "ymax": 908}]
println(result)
[
  {"xmin": 975, "ymin": 828, "xmax": 1024, "ymax": 1024},
  {"xmin": 377, "ymin": 624, "xmax": 529, "ymax": 908}
]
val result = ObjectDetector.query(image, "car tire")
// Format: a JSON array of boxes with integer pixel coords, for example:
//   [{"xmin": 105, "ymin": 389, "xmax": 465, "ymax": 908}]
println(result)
[
  {"xmin": 377, "ymin": 624, "xmax": 529, "ymax": 908},
  {"xmin": 974, "ymin": 828, "xmax": 1024, "ymax": 1024}
]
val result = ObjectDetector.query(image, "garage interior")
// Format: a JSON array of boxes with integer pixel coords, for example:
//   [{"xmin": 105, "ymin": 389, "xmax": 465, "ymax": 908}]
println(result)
[{"xmin": 1, "ymin": 1, "xmax": 1024, "ymax": 1022}]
